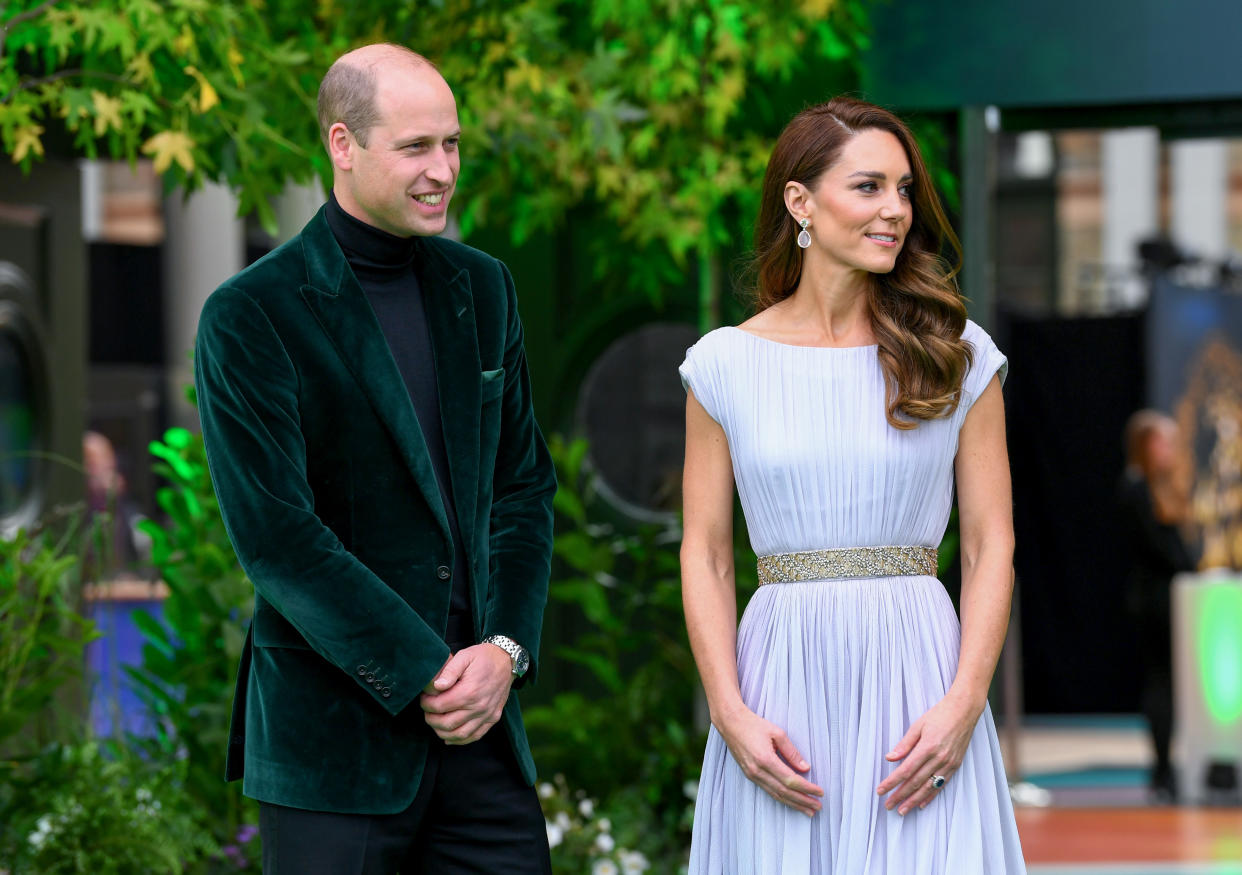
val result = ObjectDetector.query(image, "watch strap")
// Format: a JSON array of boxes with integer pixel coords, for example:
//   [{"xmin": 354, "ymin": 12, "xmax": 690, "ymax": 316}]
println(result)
[{"xmin": 482, "ymin": 634, "xmax": 529, "ymax": 677}]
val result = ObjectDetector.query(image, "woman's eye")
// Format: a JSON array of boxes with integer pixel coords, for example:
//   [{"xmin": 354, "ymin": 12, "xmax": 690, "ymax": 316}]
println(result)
[
  {"xmin": 858, "ymin": 181, "xmax": 878, "ymax": 192},
  {"xmin": 898, "ymin": 184, "xmax": 912, "ymax": 198}
]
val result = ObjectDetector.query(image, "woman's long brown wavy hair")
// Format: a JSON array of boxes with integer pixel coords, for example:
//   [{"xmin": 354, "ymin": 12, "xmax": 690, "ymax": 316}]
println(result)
[{"xmin": 750, "ymin": 97, "xmax": 971, "ymax": 429}]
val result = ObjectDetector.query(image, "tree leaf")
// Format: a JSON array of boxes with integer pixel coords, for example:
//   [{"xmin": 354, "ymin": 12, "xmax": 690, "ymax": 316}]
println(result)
[{"xmin": 141, "ymin": 130, "xmax": 196, "ymax": 174}]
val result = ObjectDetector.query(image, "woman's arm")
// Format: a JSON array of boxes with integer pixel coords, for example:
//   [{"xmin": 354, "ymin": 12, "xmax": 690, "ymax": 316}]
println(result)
[
  {"xmin": 681, "ymin": 390, "xmax": 823, "ymax": 817},
  {"xmin": 876, "ymin": 374, "xmax": 1014, "ymax": 814}
]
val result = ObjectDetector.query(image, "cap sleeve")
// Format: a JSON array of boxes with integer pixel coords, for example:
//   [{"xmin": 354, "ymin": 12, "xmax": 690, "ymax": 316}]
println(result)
[
  {"xmin": 961, "ymin": 320, "xmax": 1008, "ymax": 414},
  {"xmin": 679, "ymin": 338, "xmax": 724, "ymax": 426}
]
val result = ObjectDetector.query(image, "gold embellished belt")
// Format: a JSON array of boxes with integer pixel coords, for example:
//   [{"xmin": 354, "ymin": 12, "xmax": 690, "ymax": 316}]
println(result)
[{"xmin": 756, "ymin": 545, "xmax": 939, "ymax": 585}]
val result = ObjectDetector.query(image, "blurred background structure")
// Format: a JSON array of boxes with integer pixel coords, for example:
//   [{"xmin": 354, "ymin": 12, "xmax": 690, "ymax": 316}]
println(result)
[{"xmin": 5, "ymin": 0, "xmax": 1242, "ymax": 870}]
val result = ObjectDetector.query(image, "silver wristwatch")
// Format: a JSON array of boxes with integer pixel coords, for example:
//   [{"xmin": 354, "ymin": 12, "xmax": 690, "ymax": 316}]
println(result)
[{"xmin": 482, "ymin": 634, "xmax": 530, "ymax": 678}]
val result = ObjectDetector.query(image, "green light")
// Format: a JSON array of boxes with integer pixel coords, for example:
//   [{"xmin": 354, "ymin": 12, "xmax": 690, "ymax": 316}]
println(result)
[{"xmin": 1197, "ymin": 584, "xmax": 1242, "ymax": 726}]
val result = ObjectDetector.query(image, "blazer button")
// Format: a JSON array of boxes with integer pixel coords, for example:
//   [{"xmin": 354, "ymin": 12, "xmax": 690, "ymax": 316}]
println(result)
[
  {"xmin": 357, "ymin": 666, "xmax": 367, "ymax": 676},
  {"xmin": 366, "ymin": 672, "xmax": 376, "ymax": 683},
  {"xmin": 382, "ymin": 688, "xmax": 392, "ymax": 698},
  {"xmin": 436, "ymin": 565, "xmax": 451, "ymax": 580}
]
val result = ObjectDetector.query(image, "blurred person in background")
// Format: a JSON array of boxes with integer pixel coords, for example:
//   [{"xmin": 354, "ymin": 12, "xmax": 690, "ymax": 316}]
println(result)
[
  {"xmin": 83, "ymin": 430, "xmax": 147, "ymax": 573},
  {"xmin": 679, "ymin": 97, "xmax": 1025, "ymax": 874},
  {"xmin": 1119, "ymin": 410, "xmax": 1197, "ymax": 803}
]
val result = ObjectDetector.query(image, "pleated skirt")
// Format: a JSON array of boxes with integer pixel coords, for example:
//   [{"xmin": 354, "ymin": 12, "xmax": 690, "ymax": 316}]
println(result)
[{"xmin": 688, "ymin": 576, "xmax": 1027, "ymax": 875}]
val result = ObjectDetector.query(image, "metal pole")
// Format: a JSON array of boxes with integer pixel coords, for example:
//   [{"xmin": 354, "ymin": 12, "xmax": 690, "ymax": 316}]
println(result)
[
  {"xmin": 959, "ymin": 105, "xmax": 997, "ymax": 330},
  {"xmin": 1002, "ymin": 575, "xmax": 1024, "ymax": 779}
]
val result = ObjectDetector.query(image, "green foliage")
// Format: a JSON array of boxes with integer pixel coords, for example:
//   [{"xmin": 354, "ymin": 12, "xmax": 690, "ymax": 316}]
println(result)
[
  {"xmin": 0, "ymin": 517, "xmax": 99, "ymax": 755},
  {"xmin": 1, "ymin": 0, "xmax": 868, "ymax": 254},
  {"xmin": 0, "ymin": 0, "xmax": 326, "ymax": 231},
  {"xmin": 538, "ymin": 772, "xmax": 663, "ymax": 875},
  {"xmin": 0, "ymin": 741, "xmax": 217, "ymax": 874},
  {"xmin": 125, "ymin": 426, "xmax": 257, "ymax": 853},
  {"xmin": 525, "ymin": 435, "xmax": 710, "ymax": 865}
]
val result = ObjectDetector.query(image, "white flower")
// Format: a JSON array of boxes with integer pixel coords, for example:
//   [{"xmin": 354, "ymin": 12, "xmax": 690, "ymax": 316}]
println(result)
[
  {"xmin": 555, "ymin": 811, "xmax": 571, "ymax": 831},
  {"xmin": 135, "ymin": 788, "xmax": 153, "ymax": 803},
  {"xmin": 545, "ymin": 821, "xmax": 563, "ymax": 848},
  {"xmin": 619, "ymin": 849, "xmax": 651, "ymax": 873},
  {"xmin": 538, "ymin": 782, "xmax": 556, "ymax": 799},
  {"xmin": 595, "ymin": 832, "xmax": 616, "ymax": 853},
  {"xmin": 597, "ymin": 816, "xmax": 611, "ymax": 832},
  {"xmin": 578, "ymin": 798, "xmax": 595, "ymax": 817},
  {"xmin": 27, "ymin": 816, "xmax": 53, "ymax": 850},
  {"xmin": 591, "ymin": 860, "xmax": 619, "ymax": 875},
  {"xmin": 682, "ymin": 779, "xmax": 699, "ymax": 801}
]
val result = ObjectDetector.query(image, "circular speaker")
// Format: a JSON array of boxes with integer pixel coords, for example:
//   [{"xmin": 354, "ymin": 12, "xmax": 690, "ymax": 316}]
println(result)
[
  {"xmin": 575, "ymin": 322, "xmax": 699, "ymax": 522},
  {"xmin": 0, "ymin": 261, "xmax": 52, "ymax": 534}
]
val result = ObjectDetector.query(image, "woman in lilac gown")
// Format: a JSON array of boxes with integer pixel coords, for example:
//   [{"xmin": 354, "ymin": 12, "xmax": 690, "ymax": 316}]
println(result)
[{"xmin": 678, "ymin": 98, "xmax": 1027, "ymax": 874}]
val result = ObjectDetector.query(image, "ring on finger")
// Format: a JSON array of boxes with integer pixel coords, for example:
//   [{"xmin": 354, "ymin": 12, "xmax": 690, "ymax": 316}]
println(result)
[{"xmin": 930, "ymin": 774, "xmax": 947, "ymax": 789}]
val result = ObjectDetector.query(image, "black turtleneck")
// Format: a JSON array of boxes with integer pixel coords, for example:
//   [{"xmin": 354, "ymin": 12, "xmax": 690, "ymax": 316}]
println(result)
[{"xmin": 325, "ymin": 193, "xmax": 472, "ymax": 639}]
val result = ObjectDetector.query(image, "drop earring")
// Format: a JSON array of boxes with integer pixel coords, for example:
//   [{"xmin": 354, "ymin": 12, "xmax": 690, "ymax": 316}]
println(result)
[{"xmin": 796, "ymin": 218, "xmax": 811, "ymax": 249}]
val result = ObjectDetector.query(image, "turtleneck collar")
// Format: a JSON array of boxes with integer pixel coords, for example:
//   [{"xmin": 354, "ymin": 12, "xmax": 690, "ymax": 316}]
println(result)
[{"xmin": 325, "ymin": 191, "xmax": 417, "ymax": 274}]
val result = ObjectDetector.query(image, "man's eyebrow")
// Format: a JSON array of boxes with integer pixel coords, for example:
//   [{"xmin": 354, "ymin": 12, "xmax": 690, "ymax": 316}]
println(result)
[
  {"xmin": 848, "ymin": 170, "xmax": 914, "ymax": 182},
  {"xmin": 396, "ymin": 130, "xmax": 462, "ymax": 145}
]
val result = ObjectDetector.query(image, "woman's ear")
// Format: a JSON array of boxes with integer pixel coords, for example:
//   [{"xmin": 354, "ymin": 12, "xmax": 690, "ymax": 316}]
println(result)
[{"xmin": 784, "ymin": 180, "xmax": 810, "ymax": 223}]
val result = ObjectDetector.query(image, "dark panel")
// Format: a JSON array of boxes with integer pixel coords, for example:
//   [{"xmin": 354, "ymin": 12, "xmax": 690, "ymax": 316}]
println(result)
[
  {"xmin": 0, "ymin": 163, "xmax": 85, "ymax": 529},
  {"xmin": 863, "ymin": 0, "xmax": 1242, "ymax": 112},
  {"xmin": 88, "ymin": 243, "xmax": 164, "ymax": 365},
  {"xmin": 1002, "ymin": 312, "xmax": 1146, "ymax": 713},
  {"xmin": 995, "ymin": 177, "xmax": 1058, "ymax": 314}
]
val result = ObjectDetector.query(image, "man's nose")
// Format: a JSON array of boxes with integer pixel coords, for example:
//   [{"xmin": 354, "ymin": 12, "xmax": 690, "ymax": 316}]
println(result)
[{"xmin": 426, "ymin": 148, "xmax": 454, "ymax": 185}]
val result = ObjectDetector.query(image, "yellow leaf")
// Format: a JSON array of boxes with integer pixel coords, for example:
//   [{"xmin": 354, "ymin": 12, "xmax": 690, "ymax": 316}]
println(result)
[
  {"xmin": 227, "ymin": 43, "xmax": 245, "ymax": 87},
  {"xmin": 799, "ymin": 0, "xmax": 835, "ymax": 14},
  {"xmin": 173, "ymin": 26, "xmax": 195, "ymax": 56},
  {"xmin": 199, "ymin": 79, "xmax": 219, "ymax": 112},
  {"xmin": 11, "ymin": 125, "xmax": 45, "ymax": 163},
  {"xmin": 127, "ymin": 52, "xmax": 154, "ymax": 84},
  {"xmin": 141, "ymin": 130, "xmax": 196, "ymax": 174},
  {"xmin": 184, "ymin": 66, "xmax": 219, "ymax": 113},
  {"xmin": 92, "ymin": 91, "xmax": 123, "ymax": 136}
]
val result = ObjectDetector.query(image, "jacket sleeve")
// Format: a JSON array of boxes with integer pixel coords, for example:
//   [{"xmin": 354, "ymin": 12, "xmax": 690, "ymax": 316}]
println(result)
[
  {"xmin": 482, "ymin": 262, "xmax": 557, "ymax": 687},
  {"xmin": 195, "ymin": 286, "xmax": 450, "ymax": 715}
]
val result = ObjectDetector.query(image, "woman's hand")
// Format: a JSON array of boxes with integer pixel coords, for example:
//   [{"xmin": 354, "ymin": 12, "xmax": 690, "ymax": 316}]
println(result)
[
  {"xmin": 716, "ymin": 706, "xmax": 824, "ymax": 817},
  {"xmin": 875, "ymin": 691, "xmax": 982, "ymax": 814}
]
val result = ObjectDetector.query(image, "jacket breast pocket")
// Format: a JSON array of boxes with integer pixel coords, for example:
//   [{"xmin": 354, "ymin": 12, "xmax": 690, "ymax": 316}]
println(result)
[{"xmin": 481, "ymin": 368, "xmax": 505, "ymax": 404}]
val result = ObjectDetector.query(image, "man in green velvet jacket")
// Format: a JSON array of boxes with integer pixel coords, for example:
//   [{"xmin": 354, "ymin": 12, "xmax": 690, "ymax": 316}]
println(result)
[{"xmin": 195, "ymin": 43, "xmax": 557, "ymax": 872}]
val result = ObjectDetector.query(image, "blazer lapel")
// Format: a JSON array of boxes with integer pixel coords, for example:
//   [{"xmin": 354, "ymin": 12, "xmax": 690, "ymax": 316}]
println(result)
[
  {"xmin": 297, "ymin": 210, "xmax": 452, "ymax": 545},
  {"xmin": 416, "ymin": 238, "xmax": 481, "ymax": 564}
]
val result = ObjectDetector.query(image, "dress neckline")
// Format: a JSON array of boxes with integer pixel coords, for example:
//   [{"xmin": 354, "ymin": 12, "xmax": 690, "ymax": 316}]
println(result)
[{"xmin": 725, "ymin": 325, "xmax": 878, "ymax": 351}]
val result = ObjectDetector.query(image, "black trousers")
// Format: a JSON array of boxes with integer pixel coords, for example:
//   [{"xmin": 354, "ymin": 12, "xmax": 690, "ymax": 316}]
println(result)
[{"xmin": 260, "ymin": 638, "xmax": 551, "ymax": 874}]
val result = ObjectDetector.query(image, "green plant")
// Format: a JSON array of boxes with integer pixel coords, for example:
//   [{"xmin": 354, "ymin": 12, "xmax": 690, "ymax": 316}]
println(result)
[
  {"xmin": 0, "ymin": 740, "xmax": 216, "ymax": 873},
  {"xmin": 125, "ymin": 426, "xmax": 256, "ymax": 851},
  {"xmin": 539, "ymin": 772, "xmax": 663, "ymax": 875},
  {"xmin": 4, "ymin": 1, "xmax": 867, "ymax": 276},
  {"xmin": 525, "ymin": 435, "xmax": 726, "ymax": 867},
  {"xmin": 0, "ymin": 516, "xmax": 99, "ymax": 755}
]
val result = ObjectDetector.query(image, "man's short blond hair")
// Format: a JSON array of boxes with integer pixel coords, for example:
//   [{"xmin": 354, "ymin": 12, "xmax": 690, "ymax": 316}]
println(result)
[{"xmin": 316, "ymin": 44, "xmax": 435, "ymax": 148}]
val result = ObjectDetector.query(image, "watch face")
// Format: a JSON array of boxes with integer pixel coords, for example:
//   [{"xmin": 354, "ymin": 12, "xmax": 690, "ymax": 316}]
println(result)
[{"xmin": 514, "ymin": 649, "xmax": 530, "ymax": 676}]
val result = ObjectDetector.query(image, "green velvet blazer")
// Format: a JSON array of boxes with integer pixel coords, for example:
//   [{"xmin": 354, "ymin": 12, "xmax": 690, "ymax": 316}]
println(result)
[{"xmin": 194, "ymin": 207, "xmax": 556, "ymax": 815}]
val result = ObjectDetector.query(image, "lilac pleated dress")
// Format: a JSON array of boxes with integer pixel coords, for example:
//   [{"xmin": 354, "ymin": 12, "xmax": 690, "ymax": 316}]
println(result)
[{"xmin": 679, "ymin": 320, "xmax": 1027, "ymax": 875}]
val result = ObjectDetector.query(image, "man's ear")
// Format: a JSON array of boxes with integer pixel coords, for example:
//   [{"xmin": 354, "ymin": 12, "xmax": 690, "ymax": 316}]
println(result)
[{"xmin": 328, "ymin": 122, "xmax": 355, "ymax": 172}]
